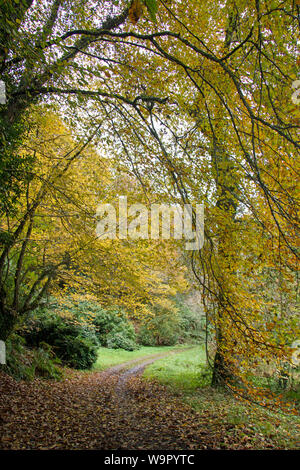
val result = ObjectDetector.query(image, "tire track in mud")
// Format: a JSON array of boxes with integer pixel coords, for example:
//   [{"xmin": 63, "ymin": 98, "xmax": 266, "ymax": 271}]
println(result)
[
  {"xmin": 101, "ymin": 349, "xmax": 189, "ymax": 400},
  {"xmin": 98, "ymin": 349, "xmax": 198, "ymax": 450}
]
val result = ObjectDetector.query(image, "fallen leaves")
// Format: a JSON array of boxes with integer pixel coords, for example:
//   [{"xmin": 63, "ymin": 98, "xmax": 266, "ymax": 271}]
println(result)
[{"xmin": 0, "ymin": 368, "xmax": 292, "ymax": 450}]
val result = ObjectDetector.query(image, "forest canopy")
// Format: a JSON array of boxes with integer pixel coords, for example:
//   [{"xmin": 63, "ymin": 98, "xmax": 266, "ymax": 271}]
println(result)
[{"xmin": 0, "ymin": 0, "xmax": 299, "ymax": 410}]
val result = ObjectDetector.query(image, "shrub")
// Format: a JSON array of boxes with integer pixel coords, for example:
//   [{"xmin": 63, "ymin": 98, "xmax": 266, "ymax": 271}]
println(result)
[
  {"xmin": 93, "ymin": 306, "xmax": 138, "ymax": 351},
  {"xmin": 22, "ymin": 305, "xmax": 99, "ymax": 369},
  {"xmin": 138, "ymin": 296, "xmax": 206, "ymax": 347},
  {"xmin": 3, "ymin": 334, "xmax": 62, "ymax": 380},
  {"xmin": 106, "ymin": 325, "xmax": 137, "ymax": 351},
  {"xmin": 32, "ymin": 343, "xmax": 62, "ymax": 379},
  {"xmin": 52, "ymin": 334, "xmax": 98, "ymax": 369},
  {"xmin": 40, "ymin": 297, "xmax": 139, "ymax": 350},
  {"xmin": 138, "ymin": 306, "xmax": 180, "ymax": 346},
  {"xmin": 138, "ymin": 326, "xmax": 157, "ymax": 347},
  {"xmin": 176, "ymin": 298, "xmax": 205, "ymax": 343},
  {"xmin": 22, "ymin": 297, "xmax": 138, "ymax": 369}
]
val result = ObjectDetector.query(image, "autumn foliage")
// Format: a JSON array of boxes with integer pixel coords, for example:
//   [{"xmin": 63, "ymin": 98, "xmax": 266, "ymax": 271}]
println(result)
[{"xmin": 0, "ymin": 0, "xmax": 299, "ymax": 449}]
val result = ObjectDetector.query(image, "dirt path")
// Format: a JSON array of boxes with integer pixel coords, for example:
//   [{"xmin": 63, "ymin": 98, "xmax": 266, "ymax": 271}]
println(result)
[
  {"xmin": 93, "ymin": 350, "xmax": 213, "ymax": 450},
  {"xmin": 100, "ymin": 348, "xmax": 186, "ymax": 376},
  {"xmin": 114, "ymin": 356, "xmax": 165, "ymax": 394},
  {"xmin": 101, "ymin": 348, "xmax": 191, "ymax": 401},
  {"xmin": 0, "ymin": 350, "xmax": 228, "ymax": 450}
]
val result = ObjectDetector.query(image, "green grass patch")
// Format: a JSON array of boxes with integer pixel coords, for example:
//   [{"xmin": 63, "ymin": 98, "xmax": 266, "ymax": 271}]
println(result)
[
  {"xmin": 93, "ymin": 345, "xmax": 188, "ymax": 371},
  {"xmin": 143, "ymin": 345, "xmax": 210, "ymax": 391}
]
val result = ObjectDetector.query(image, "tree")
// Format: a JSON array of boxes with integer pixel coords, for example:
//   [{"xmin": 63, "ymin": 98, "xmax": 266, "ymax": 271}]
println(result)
[
  {"xmin": 0, "ymin": 0, "xmax": 162, "ymax": 213},
  {"xmin": 82, "ymin": 0, "xmax": 298, "ymax": 390},
  {"xmin": 0, "ymin": 0, "xmax": 298, "ymax": 399},
  {"xmin": 0, "ymin": 107, "xmax": 188, "ymax": 339}
]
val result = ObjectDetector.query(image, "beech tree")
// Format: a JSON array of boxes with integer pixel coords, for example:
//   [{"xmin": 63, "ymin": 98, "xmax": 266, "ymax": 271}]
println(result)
[
  {"xmin": 0, "ymin": 0, "xmax": 299, "ymax": 396},
  {"xmin": 78, "ymin": 0, "xmax": 299, "ymax": 390},
  {"xmin": 0, "ymin": 107, "xmax": 188, "ymax": 339},
  {"xmin": 0, "ymin": 0, "xmax": 162, "ymax": 212}
]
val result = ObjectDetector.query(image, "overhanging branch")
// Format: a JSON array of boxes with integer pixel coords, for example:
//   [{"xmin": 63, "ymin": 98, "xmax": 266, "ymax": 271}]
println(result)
[{"xmin": 12, "ymin": 87, "xmax": 168, "ymax": 107}]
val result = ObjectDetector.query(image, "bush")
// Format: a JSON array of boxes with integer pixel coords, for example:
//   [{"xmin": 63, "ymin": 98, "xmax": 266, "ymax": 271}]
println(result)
[
  {"xmin": 106, "ymin": 325, "xmax": 137, "ymax": 351},
  {"xmin": 22, "ymin": 304, "xmax": 100, "ymax": 369},
  {"xmin": 3, "ymin": 334, "xmax": 62, "ymax": 380},
  {"xmin": 21, "ymin": 297, "xmax": 138, "ymax": 370},
  {"xmin": 176, "ymin": 297, "xmax": 205, "ymax": 343},
  {"xmin": 93, "ymin": 306, "xmax": 138, "ymax": 351},
  {"xmin": 31, "ymin": 343, "xmax": 62, "ymax": 379},
  {"xmin": 138, "ymin": 306, "xmax": 180, "ymax": 346},
  {"xmin": 52, "ymin": 334, "xmax": 98, "ymax": 369},
  {"xmin": 39, "ymin": 297, "xmax": 139, "ymax": 351},
  {"xmin": 138, "ymin": 326, "xmax": 157, "ymax": 347},
  {"xmin": 138, "ymin": 296, "xmax": 206, "ymax": 347}
]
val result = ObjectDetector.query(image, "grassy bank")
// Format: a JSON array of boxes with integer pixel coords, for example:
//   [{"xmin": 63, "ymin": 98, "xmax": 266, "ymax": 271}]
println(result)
[
  {"xmin": 143, "ymin": 345, "xmax": 300, "ymax": 449},
  {"xmin": 93, "ymin": 345, "xmax": 189, "ymax": 371},
  {"xmin": 143, "ymin": 345, "xmax": 209, "ymax": 391}
]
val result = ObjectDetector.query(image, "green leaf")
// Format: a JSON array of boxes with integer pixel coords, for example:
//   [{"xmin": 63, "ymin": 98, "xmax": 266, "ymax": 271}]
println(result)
[{"xmin": 144, "ymin": 0, "xmax": 157, "ymax": 22}]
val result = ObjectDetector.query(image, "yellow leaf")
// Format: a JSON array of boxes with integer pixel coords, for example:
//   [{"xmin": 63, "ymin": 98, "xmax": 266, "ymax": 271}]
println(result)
[{"xmin": 129, "ymin": 0, "xmax": 143, "ymax": 25}]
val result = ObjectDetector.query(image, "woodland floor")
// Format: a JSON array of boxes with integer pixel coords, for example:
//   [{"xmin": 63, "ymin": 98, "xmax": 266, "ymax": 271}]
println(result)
[{"xmin": 0, "ymin": 353, "xmax": 298, "ymax": 450}]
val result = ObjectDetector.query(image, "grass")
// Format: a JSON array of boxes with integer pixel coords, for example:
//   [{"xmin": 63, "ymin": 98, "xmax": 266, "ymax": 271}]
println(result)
[
  {"xmin": 142, "ymin": 345, "xmax": 300, "ymax": 449},
  {"xmin": 143, "ymin": 345, "xmax": 210, "ymax": 391},
  {"xmin": 93, "ymin": 344, "xmax": 189, "ymax": 371}
]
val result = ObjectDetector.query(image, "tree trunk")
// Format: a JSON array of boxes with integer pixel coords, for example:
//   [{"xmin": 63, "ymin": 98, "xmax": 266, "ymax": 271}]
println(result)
[
  {"xmin": 0, "ymin": 306, "xmax": 16, "ymax": 341},
  {"xmin": 211, "ymin": 340, "xmax": 234, "ymax": 388}
]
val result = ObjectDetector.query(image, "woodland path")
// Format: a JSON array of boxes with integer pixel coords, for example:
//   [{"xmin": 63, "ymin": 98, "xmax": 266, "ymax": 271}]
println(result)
[{"xmin": 0, "ymin": 351, "xmax": 229, "ymax": 450}]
